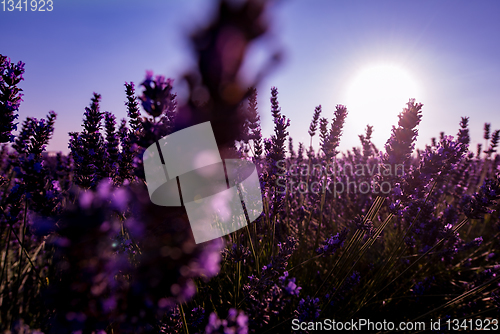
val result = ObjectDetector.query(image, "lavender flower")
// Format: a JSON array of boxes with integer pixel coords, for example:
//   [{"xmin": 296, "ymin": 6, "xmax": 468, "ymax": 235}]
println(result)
[
  {"xmin": 318, "ymin": 117, "xmax": 328, "ymax": 157},
  {"xmin": 308, "ymin": 105, "xmax": 322, "ymax": 140},
  {"xmin": 459, "ymin": 236, "xmax": 483, "ymax": 251},
  {"xmin": 205, "ymin": 309, "xmax": 248, "ymax": 334},
  {"xmin": 13, "ymin": 116, "xmax": 35, "ymax": 155},
  {"xmin": 245, "ymin": 88, "xmax": 263, "ymax": 159},
  {"xmin": 178, "ymin": 0, "xmax": 275, "ymax": 154},
  {"xmin": 267, "ymin": 87, "xmax": 290, "ymax": 173},
  {"xmin": 484, "ymin": 123, "xmax": 491, "ymax": 141},
  {"xmin": 359, "ymin": 124, "xmax": 374, "ymax": 160},
  {"xmin": 384, "ymin": 99, "xmax": 423, "ymax": 166},
  {"xmin": 135, "ymin": 72, "xmax": 178, "ymax": 150},
  {"xmin": 223, "ymin": 243, "xmax": 251, "ymax": 264},
  {"xmin": 325, "ymin": 271, "xmax": 361, "ymax": 310},
  {"xmin": 117, "ymin": 118, "xmax": 137, "ymax": 184},
  {"xmin": 485, "ymin": 129, "xmax": 500, "ymax": 158},
  {"xmin": 242, "ymin": 237, "xmax": 299, "ymax": 330},
  {"xmin": 457, "ymin": 116, "xmax": 470, "ymax": 146},
  {"xmin": 289, "ymin": 137, "xmax": 296, "ymax": 160},
  {"xmin": 68, "ymin": 93, "xmax": 106, "ymax": 189},
  {"xmin": 10, "ymin": 111, "xmax": 59, "ymax": 216},
  {"xmin": 262, "ymin": 236, "xmax": 297, "ymax": 278},
  {"xmin": 316, "ymin": 229, "xmax": 348, "ymax": 256},
  {"xmin": 43, "ymin": 180, "xmax": 223, "ymax": 333},
  {"xmin": 186, "ymin": 306, "xmax": 206, "ymax": 333},
  {"xmin": 104, "ymin": 111, "xmax": 119, "ymax": 180},
  {"xmin": 159, "ymin": 306, "xmax": 183, "ymax": 333},
  {"xmin": 297, "ymin": 142, "xmax": 304, "ymax": 162},
  {"xmin": 491, "ymin": 291, "xmax": 500, "ymax": 310},
  {"xmin": 411, "ymin": 276, "xmax": 434, "ymax": 302},
  {"xmin": 124, "ymin": 82, "xmax": 143, "ymax": 135},
  {"xmin": 324, "ymin": 104, "xmax": 348, "ymax": 160},
  {"xmin": 296, "ymin": 296, "xmax": 320, "ymax": 322},
  {"xmin": 0, "ymin": 54, "xmax": 24, "ymax": 143},
  {"xmin": 139, "ymin": 72, "xmax": 176, "ymax": 119},
  {"xmin": 280, "ymin": 272, "xmax": 301, "ymax": 296},
  {"xmin": 460, "ymin": 177, "xmax": 500, "ymax": 218}
]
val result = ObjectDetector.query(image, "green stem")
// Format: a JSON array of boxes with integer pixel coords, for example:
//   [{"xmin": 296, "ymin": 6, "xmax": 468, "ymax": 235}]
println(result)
[{"xmin": 179, "ymin": 302, "xmax": 190, "ymax": 334}]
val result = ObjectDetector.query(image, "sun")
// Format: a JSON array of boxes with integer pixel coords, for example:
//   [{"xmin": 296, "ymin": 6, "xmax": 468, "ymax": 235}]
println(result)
[{"xmin": 344, "ymin": 64, "xmax": 420, "ymax": 145}]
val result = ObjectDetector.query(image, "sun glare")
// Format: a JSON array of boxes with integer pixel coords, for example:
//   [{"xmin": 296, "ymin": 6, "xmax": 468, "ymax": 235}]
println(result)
[{"xmin": 344, "ymin": 64, "xmax": 420, "ymax": 144}]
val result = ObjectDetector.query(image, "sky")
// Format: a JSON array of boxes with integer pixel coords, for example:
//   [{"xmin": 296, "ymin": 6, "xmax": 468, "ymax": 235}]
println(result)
[{"xmin": 1, "ymin": 0, "xmax": 500, "ymax": 155}]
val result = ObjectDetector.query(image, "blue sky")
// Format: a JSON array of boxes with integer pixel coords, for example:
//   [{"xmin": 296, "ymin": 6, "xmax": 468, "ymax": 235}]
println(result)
[{"xmin": 1, "ymin": 0, "xmax": 500, "ymax": 155}]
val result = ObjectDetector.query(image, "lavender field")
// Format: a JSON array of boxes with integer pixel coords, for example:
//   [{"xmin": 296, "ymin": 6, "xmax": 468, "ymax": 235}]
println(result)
[{"xmin": 1, "ymin": 1, "xmax": 500, "ymax": 333}]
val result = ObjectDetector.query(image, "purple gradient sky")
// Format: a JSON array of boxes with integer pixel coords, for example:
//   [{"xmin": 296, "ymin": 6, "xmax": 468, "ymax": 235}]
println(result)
[{"xmin": 1, "ymin": 0, "xmax": 500, "ymax": 155}]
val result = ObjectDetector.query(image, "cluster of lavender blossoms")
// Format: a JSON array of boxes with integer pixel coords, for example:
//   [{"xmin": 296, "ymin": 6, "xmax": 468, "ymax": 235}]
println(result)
[{"xmin": 2, "ymin": 0, "xmax": 500, "ymax": 333}]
